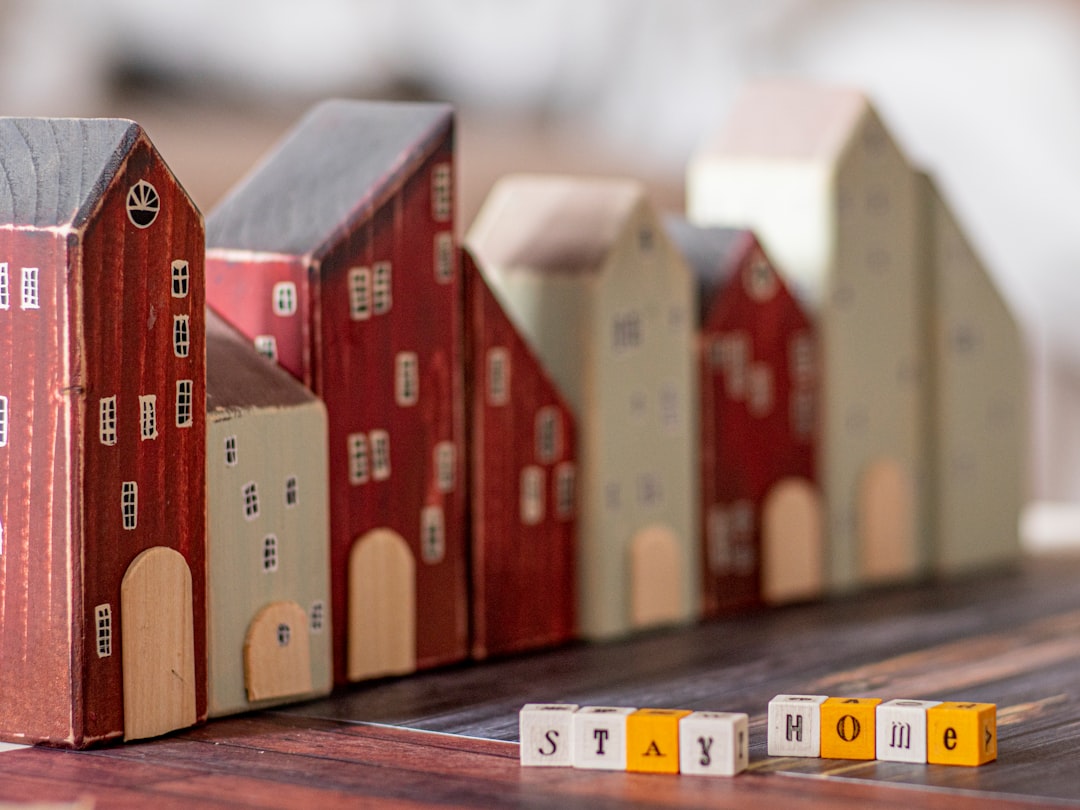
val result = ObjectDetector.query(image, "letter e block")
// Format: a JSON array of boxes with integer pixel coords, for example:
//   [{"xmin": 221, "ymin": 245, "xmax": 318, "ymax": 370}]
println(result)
[
  {"xmin": 767, "ymin": 694, "xmax": 827, "ymax": 757},
  {"xmin": 519, "ymin": 703, "xmax": 578, "ymax": 766},
  {"xmin": 927, "ymin": 702, "xmax": 997, "ymax": 766},
  {"xmin": 573, "ymin": 706, "xmax": 636, "ymax": 770},
  {"xmin": 678, "ymin": 711, "xmax": 749, "ymax": 776},
  {"xmin": 820, "ymin": 697, "xmax": 881, "ymax": 760},
  {"xmin": 626, "ymin": 708, "xmax": 692, "ymax": 774},
  {"xmin": 875, "ymin": 699, "xmax": 940, "ymax": 763}
]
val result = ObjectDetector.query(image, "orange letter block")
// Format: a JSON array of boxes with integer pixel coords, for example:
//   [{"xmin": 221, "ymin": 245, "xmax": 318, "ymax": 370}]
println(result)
[
  {"xmin": 820, "ymin": 697, "xmax": 881, "ymax": 760},
  {"xmin": 927, "ymin": 702, "xmax": 997, "ymax": 766},
  {"xmin": 626, "ymin": 709, "xmax": 691, "ymax": 774}
]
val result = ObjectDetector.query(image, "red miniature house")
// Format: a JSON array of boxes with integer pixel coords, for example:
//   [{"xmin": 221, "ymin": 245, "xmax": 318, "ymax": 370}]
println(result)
[
  {"xmin": 0, "ymin": 118, "xmax": 207, "ymax": 746},
  {"xmin": 665, "ymin": 218, "xmax": 821, "ymax": 612},
  {"xmin": 463, "ymin": 248, "xmax": 577, "ymax": 658},
  {"xmin": 205, "ymin": 101, "xmax": 466, "ymax": 683}
]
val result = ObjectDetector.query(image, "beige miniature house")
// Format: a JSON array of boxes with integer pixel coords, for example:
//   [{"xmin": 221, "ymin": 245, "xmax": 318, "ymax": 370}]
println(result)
[
  {"xmin": 688, "ymin": 80, "xmax": 926, "ymax": 591},
  {"xmin": 467, "ymin": 175, "xmax": 700, "ymax": 639}
]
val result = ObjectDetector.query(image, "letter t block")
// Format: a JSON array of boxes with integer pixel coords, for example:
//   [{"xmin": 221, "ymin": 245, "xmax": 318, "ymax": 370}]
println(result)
[
  {"xmin": 519, "ymin": 703, "xmax": 578, "ymax": 766},
  {"xmin": 573, "ymin": 706, "xmax": 636, "ymax": 770},
  {"xmin": 927, "ymin": 702, "xmax": 997, "ymax": 766},
  {"xmin": 820, "ymin": 697, "xmax": 882, "ymax": 760},
  {"xmin": 626, "ymin": 709, "xmax": 692, "ymax": 774},
  {"xmin": 768, "ymin": 695, "xmax": 827, "ymax": 757}
]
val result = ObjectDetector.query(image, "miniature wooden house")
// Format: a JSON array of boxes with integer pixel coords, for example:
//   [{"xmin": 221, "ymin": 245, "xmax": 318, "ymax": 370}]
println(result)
[
  {"xmin": 0, "ymin": 118, "xmax": 206, "ymax": 746},
  {"xmin": 687, "ymin": 80, "xmax": 926, "ymax": 592},
  {"xmin": 205, "ymin": 101, "xmax": 466, "ymax": 683},
  {"xmin": 463, "ymin": 247, "xmax": 577, "ymax": 658},
  {"xmin": 664, "ymin": 218, "xmax": 822, "ymax": 612},
  {"xmin": 205, "ymin": 308, "xmax": 332, "ymax": 716},
  {"xmin": 467, "ymin": 175, "xmax": 700, "ymax": 640}
]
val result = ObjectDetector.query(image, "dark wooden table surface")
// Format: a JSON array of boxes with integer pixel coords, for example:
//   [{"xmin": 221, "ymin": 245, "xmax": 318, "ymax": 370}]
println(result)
[{"xmin": 4, "ymin": 553, "xmax": 1080, "ymax": 808}]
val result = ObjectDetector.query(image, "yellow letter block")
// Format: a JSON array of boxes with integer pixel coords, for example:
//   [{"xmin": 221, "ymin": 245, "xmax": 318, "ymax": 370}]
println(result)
[
  {"xmin": 820, "ymin": 697, "xmax": 881, "ymax": 760},
  {"xmin": 626, "ymin": 709, "xmax": 691, "ymax": 773},
  {"xmin": 927, "ymin": 702, "xmax": 997, "ymax": 766}
]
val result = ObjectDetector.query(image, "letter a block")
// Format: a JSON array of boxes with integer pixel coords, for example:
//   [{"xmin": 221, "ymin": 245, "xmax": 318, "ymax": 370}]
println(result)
[
  {"xmin": 820, "ymin": 697, "xmax": 881, "ymax": 760},
  {"xmin": 573, "ymin": 706, "xmax": 636, "ymax": 770},
  {"xmin": 875, "ymin": 699, "xmax": 941, "ymax": 763},
  {"xmin": 767, "ymin": 695, "xmax": 827, "ymax": 757},
  {"xmin": 927, "ymin": 702, "xmax": 997, "ymax": 766},
  {"xmin": 519, "ymin": 703, "xmax": 578, "ymax": 766},
  {"xmin": 678, "ymin": 711, "xmax": 749, "ymax": 776},
  {"xmin": 626, "ymin": 709, "xmax": 692, "ymax": 774}
]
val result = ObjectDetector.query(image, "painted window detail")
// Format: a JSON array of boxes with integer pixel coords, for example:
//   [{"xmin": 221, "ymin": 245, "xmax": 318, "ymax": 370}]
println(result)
[
  {"xmin": 0, "ymin": 395, "xmax": 7, "ymax": 447},
  {"xmin": 395, "ymin": 352, "xmax": 419, "ymax": 407},
  {"xmin": 126, "ymin": 180, "xmax": 160, "ymax": 228},
  {"xmin": 171, "ymin": 260, "xmax": 189, "ymax": 298},
  {"xmin": 637, "ymin": 473, "xmax": 663, "ymax": 507},
  {"xmin": 285, "ymin": 475, "xmax": 298, "ymax": 507},
  {"xmin": 434, "ymin": 232, "xmax": 454, "ymax": 284},
  {"xmin": 707, "ymin": 501, "xmax": 755, "ymax": 575},
  {"xmin": 272, "ymin": 281, "xmax": 297, "ymax": 316},
  {"xmin": 435, "ymin": 442, "xmax": 456, "ymax": 493},
  {"xmin": 744, "ymin": 255, "xmax": 778, "ymax": 301},
  {"xmin": 173, "ymin": 315, "xmax": 190, "ymax": 358},
  {"xmin": 348, "ymin": 267, "xmax": 371, "ymax": 321},
  {"xmin": 224, "ymin": 435, "xmax": 238, "ymax": 466},
  {"xmin": 309, "ymin": 600, "xmax": 325, "ymax": 633},
  {"xmin": 99, "ymin": 396, "xmax": 117, "ymax": 446},
  {"xmin": 139, "ymin": 395, "xmax": 158, "ymax": 441},
  {"xmin": 612, "ymin": 312, "xmax": 642, "ymax": 352},
  {"xmin": 520, "ymin": 466, "xmax": 545, "ymax": 526},
  {"xmin": 555, "ymin": 462, "xmax": 576, "ymax": 519},
  {"xmin": 20, "ymin": 267, "xmax": 39, "ymax": 310},
  {"xmin": 121, "ymin": 481, "xmax": 138, "ymax": 530},
  {"xmin": 790, "ymin": 332, "xmax": 815, "ymax": 383},
  {"xmin": 432, "ymin": 162, "xmax": 452, "ymax": 222},
  {"xmin": 535, "ymin": 407, "xmax": 562, "ymax": 463},
  {"xmin": 348, "ymin": 433, "xmax": 369, "ymax": 485},
  {"xmin": 0, "ymin": 262, "xmax": 8, "ymax": 309},
  {"xmin": 719, "ymin": 332, "xmax": 749, "ymax": 400},
  {"xmin": 370, "ymin": 430, "xmax": 391, "ymax": 481},
  {"xmin": 254, "ymin": 335, "xmax": 278, "ymax": 361},
  {"xmin": 262, "ymin": 534, "xmax": 278, "ymax": 572},
  {"xmin": 373, "ymin": 262, "xmax": 392, "ymax": 315},
  {"xmin": 421, "ymin": 505, "xmax": 445, "ymax": 564},
  {"xmin": 94, "ymin": 604, "xmax": 112, "ymax": 658},
  {"xmin": 791, "ymin": 389, "xmax": 815, "ymax": 439},
  {"xmin": 276, "ymin": 623, "xmax": 290, "ymax": 646},
  {"xmin": 659, "ymin": 384, "xmax": 681, "ymax": 431},
  {"xmin": 748, "ymin": 362, "xmax": 774, "ymax": 418},
  {"xmin": 243, "ymin": 482, "xmax": 260, "ymax": 521},
  {"xmin": 486, "ymin": 347, "xmax": 509, "ymax": 406},
  {"xmin": 176, "ymin": 380, "xmax": 193, "ymax": 427}
]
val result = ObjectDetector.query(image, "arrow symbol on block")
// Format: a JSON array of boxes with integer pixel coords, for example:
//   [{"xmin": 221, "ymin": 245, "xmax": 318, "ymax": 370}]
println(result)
[{"xmin": 986, "ymin": 727, "xmax": 993, "ymax": 749}]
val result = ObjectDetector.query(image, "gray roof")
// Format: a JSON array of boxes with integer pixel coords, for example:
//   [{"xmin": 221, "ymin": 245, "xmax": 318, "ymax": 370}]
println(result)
[
  {"xmin": 664, "ymin": 216, "xmax": 751, "ymax": 321},
  {"xmin": 0, "ymin": 118, "xmax": 140, "ymax": 228},
  {"xmin": 207, "ymin": 99, "xmax": 452, "ymax": 258}
]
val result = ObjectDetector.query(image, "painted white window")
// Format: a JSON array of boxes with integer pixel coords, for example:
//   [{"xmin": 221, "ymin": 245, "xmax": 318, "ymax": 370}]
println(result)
[
  {"xmin": 432, "ymin": 163, "xmax": 452, "ymax": 222},
  {"xmin": 95, "ymin": 604, "xmax": 112, "ymax": 658},
  {"xmin": 370, "ymin": 430, "xmax": 391, "ymax": 481},
  {"xmin": 272, "ymin": 281, "xmax": 297, "ymax": 316},
  {"xmin": 224, "ymin": 435, "xmax": 238, "ymax": 466},
  {"xmin": 99, "ymin": 396, "xmax": 117, "ymax": 446},
  {"xmin": 20, "ymin": 267, "xmax": 39, "ymax": 310},
  {"xmin": 790, "ymin": 332, "xmax": 815, "ymax": 384},
  {"xmin": 535, "ymin": 407, "xmax": 562, "ymax": 463},
  {"xmin": 520, "ymin": 465, "xmax": 545, "ymax": 526},
  {"xmin": 348, "ymin": 434, "xmax": 369, "ymax": 485},
  {"xmin": 171, "ymin": 260, "xmax": 189, "ymax": 298},
  {"xmin": 612, "ymin": 312, "xmax": 642, "ymax": 352},
  {"xmin": 176, "ymin": 380, "xmax": 193, "ymax": 427},
  {"xmin": 348, "ymin": 267, "xmax": 371, "ymax": 321},
  {"xmin": 748, "ymin": 362, "xmax": 774, "ymax": 418},
  {"xmin": 0, "ymin": 262, "xmax": 8, "ymax": 309},
  {"xmin": 435, "ymin": 441, "xmax": 455, "ymax": 493},
  {"xmin": 486, "ymin": 347, "xmax": 509, "ymax": 406},
  {"xmin": 276, "ymin": 623, "xmax": 290, "ymax": 646},
  {"xmin": 243, "ymin": 482, "xmax": 260, "ymax": 520},
  {"xmin": 285, "ymin": 475, "xmax": 298, "ymax": 507},
  {"xmin": 743, "ymin": 255, "xmax": 778, "ymax": 301},
  {"xmin": 395, "ymin": 352, "xmax": 419, "ymax": 406},
  {"xmin": 262, "ymin": 534, "xmax": 278, "ymax": 572},
  {"xmin": 420, "ymin": 505, "xmax": 445, "ymax": 564},
  {"xmin": 121, "ymin": 481, "xmax": 138, "ymax": 530},
  {"xmin": 126, "ymin": 180, "xmax": 160, "ymax": 228},
  {"xmin": 0, "ymin": 395, "xmax": 7, "ymax": 447},
  {"xmin": 173, "ymin": 315, "xmax": 190, "ymax": 358},
  {"xmin": 373, "ymin": 262, "xmax": 392, "ymax": 315},
  {"xmin": 555, "ymin": 462, "xmax": 576, "ymax": 520},
  {"xmin": 139, "ymin": 395, "xmax": 158, "ymax": 440},
  {"xmin": 254, "ymin": 335, "xmax": 278, "ymax": 361},
  {"xmin": 309, "ymin": 600, "xmax": 325, "ymax": 633},
  {"xmin": 434, "ymin": 232, "xmax": 454, "ymax": 284}
]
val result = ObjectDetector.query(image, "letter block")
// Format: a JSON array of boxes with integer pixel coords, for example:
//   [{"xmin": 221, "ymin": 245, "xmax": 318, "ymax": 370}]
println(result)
[
  {"xmin": 678, "ymin": 711, "xmax": 749, "ymax": 776},
  {"xmin": 820, "ymin": 697, "xmax": 882, "ymax": 760},
  {"xmin": 875, "ymin": 699, "xmax": 941, "ymax": 763},
  {"xmin": 626, "ymin": 709, "xmax": 692, "ymax": 774},
  {"xmin": 519, "ymin": 703, "xmax": 578, "ymax": 766},
  {"xmin": 573, "ymin": 706, "xmax": 636, "ymax": 771},
  {"xmin": 927, "ymin": 702, "xmax": 997, "ymax": 767},
  {"xmin": 767, "ymin": 694, "xmax": 828, "ymax": 757}
]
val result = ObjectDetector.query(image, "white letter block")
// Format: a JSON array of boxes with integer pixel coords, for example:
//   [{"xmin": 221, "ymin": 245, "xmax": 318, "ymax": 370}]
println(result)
[
  {"xmin": 768, "ymin": 694, "xmax": 827, "ymax": 757},
  {"xmin": 573, "ymin": 706, "xmax": 636, "ymax": 770},
  {"xmin": 519, "ymin": 703, "xmax": 578, "ymax": 766},
  {"xmin": 679, "ymin": 711, "xmax": 749, "ymax": 776},
  {"xmin": 876, "ymin": 699, "xmax": 941, "ymax": 763}
]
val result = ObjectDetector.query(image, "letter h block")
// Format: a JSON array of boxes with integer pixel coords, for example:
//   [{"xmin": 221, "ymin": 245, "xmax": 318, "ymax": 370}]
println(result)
[
  {"xmin": 875, "ymin": 699, "xmax": 941, "ymax": 763},
  {"xmin": 678, "ymin": 711, "xmax": 749, "ymax": 776},
  {"xmin": 573, "ymin": 706, "xmax": 636, "ymax": 770},
  {"xmin": 927, "ymin": 702, "xmax": 997, "ymax": 766},
  {"xmin": 768, "ymin": 695, "xmax": 827, "ymax": 757},
  {"xmin": 820, "ymin": 697, "xmax": 882, "ymax": 760},
  {"xmin": 626, "ymin": 709, "xmax": 692, "ymax": 774},
  {"xmin": 519, "ymin": 703, "xmax": 578, "ymax": 766}
]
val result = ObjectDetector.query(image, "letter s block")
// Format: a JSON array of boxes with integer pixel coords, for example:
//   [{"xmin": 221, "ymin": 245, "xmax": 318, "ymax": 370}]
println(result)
[
  {"xmin": 767, "ymin": 694, "xmax": 828, "ymax": 757},
  {"xmin": 678, "ymin": 711, "xmax": 749, "ymax": 776},
  {"xmin": 519, "ymin": 703, "xmax": 578, "ymax": 766},
  {"xmin": 927, "ymin": 702, "xmax": 997, "ymax": 766},
  {"xmin": 626, "ymin": 708, "xmax": 692, "ymax": 774},
  {"xmin": 820, "ymin": 697, "xmax": 881, "ymax": 760},
  {"xmin": 573, "ymin": 706, "xmax": 636, "ymax": 771}
]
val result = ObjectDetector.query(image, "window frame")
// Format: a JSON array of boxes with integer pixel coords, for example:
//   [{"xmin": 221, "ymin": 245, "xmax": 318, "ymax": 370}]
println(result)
[
  {"xmin": 348, "ymin": 267, "xmax": 372, "ymax": 321},
  {"xmin": 95, "ymin": 604, "xmax": 113, "ymax": 658},
  {"xmin": 370, "ymin": 430, "xmax": 391, "ymax": 481},
  {"xmin": 171, "ymin": 260, "xmax": 189, "ymax": 299},
  {"xmin": 373, "ymin": 262, "xmax": 392, "ymax": 315},
  {"xmin": 431, "ymin": 162, "xmax": 452, "ymax": 222},
  {"xmin": 139, "ymin": 394, "xmax": 158, "ymax": 441},
  {"xmin": 486, "ymin": 347, "xmax": 510, "ymax": 406},
  {"xmin": 225, "ymin": 435, "xmax": 238, "ymax": 466},
  {"xmin": 395, "ymin": 351, "xmax": 419, "ymax": 407},
  {"xmin": 434, "ymin": 231, "xmax": 454, "ymax": 284},
  {"xmin": 285, "ymin": 475, "xmax": 299, "ymax": 507},
  {"xmin": 99, "ymin": 396, "xmax": 117, "ymax": 446},
  {"xmin": 121, "ymin": 481, "xmax": 138, "ymax": 530},
  {"xmin": 173, "ymin": 314, "xmax": 190, "ymax": 358},
  {"xmin": 348, "ymin": 433, "xmax": 369, "ymax": 485},
  {"xmin": 420, "ymin": 505, "xmax": 445, "ymax": 564},
  {"xmin": 0, "ymin": 395, "xmax": 7, "ymax": 447},
  {"xmin": 243, "ymin": 481, "xmax": 260, "ymax": 521},
  {"xmin": 176, "ymin": 379, "xmax": 193, "ymax": 428},
  {"xmin": 0, "ymin": 262, "xmax": 8, "ymax": 309},
  {"xmin": 272, "ymin": 281, "xmax": 298, "ymax": 316},
  {"xmin": 520, "ymin": 465, "xmax": 545, "ymax": 526},
  {"xmin": 262, "ymin": 534, "xmax": 279, "ymax": 573},
  {"xmin": 20, "ymin": 267, "xmax": 39, "ymax": 310}
]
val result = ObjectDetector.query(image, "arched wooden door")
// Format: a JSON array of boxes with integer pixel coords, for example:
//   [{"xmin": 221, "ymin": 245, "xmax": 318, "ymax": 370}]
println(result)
[
  {"xmin": 121, "ymin": 547, "xmax": 196, "ymax": 741},
  {"xmin": 761, "ymin": 477, "xmax": 824, "ymax": 604},
  {"xmin": 348, "ymin": 528, "xmax": 416, "ymax": 681},
  {"xmin": 629, "ymin": 524, "xmax": 682, "ymax": 627},
  {"xmin": 244, "ymin": 601, "xmax": 313, "ymax": 702},
  {"xmin": 858, "ymin": 458, "xmax": 916, "ymax": 582}
]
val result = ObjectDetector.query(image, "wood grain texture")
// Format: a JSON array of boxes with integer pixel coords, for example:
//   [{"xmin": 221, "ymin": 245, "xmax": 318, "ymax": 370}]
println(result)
[{"xmin": 242, "ymin": 601, "xmax": 313, "ymax": 702}]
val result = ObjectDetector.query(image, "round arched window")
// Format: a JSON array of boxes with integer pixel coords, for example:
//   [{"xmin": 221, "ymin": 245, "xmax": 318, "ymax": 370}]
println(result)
[{"xmin": 126, "ymin": 181, "xmax": 160, "ymax": 228}]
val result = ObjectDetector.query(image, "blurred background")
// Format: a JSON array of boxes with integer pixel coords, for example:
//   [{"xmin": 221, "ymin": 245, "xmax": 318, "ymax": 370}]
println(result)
[{"xmin": 2, "ymin": 0, "xmax": 1078, "ymax": 548}]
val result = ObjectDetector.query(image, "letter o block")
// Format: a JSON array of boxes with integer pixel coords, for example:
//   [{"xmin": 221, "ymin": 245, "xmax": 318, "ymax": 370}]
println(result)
[
  {"xmin": 767, "ymin": 694, "xmax": 828, "ymax": 757},
  {"xmin": 573, "ymin": 706, "xmax": 636, "ymax": 770},
  {"xmin": 927, "ymin": 702, "xmax": 997, "ymax": 766},
  {"xmin": 519, "ymin": 703, "xmax": 578, "ymax": 766},
  {"xmin": 820, "ymin": 697, "xmax": 881, "ymax": 760},
  {"xmin": 626, "ymin": 709, "xmax": 692, "ymax": 774},
  {"xmin": 678, "ymin": 711, "xmax": 749, "ymax": 776}
]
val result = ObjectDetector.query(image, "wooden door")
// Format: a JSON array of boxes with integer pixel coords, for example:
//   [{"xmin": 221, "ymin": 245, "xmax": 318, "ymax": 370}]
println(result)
[
  {"xmin": 762, "ymin": 477, "xmax": 824, "ymax": 604},
  {"xmin": 244, "ymin": 601, "xmax": 313, "ymax": 702},
  {"xmin": 629, "ymin": 524, "xmax": 682, "ymax": 627},
  {"xmin": 348, "ymin": 529, "xmax": 416, "ymax": 681},
  {"xmin": 858, "ymin": 458, "xmax": 916, "ymax": 582},
  {"xmin": 121, "ymin": 547, "xmax": 196, "ymax": 741}
]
